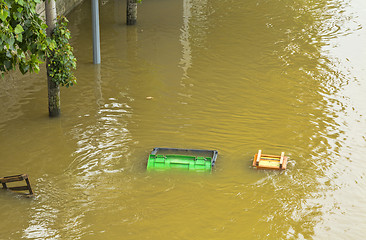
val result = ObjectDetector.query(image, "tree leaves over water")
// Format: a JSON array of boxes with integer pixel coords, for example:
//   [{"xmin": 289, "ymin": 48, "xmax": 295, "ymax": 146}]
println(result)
[
  {"xmin": 0, "ymin": 0, "xmax": 47, "ymax": 75},
  {"xmin": 46, "ymin": 16, "xmax": 77, "ymax": 87},
  {"xmin": 0, "ymin": 0, "xmax": 76, "ymax": 87}
]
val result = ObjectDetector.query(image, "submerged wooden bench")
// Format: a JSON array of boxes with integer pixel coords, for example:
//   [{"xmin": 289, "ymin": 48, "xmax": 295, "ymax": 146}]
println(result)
[{"xmin": 0, "ymin": 174, "xmax": 33, "ymax": 196}]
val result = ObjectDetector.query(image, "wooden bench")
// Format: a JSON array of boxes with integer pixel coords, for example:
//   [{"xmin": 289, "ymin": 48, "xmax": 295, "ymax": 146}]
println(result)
[
  {"xmin": 252, "ymin": 150, "xmax": 288, "ymax": 170},
  {"xmin": 0, "ymin": 174, "xmax": 33, "ymax": 196}
]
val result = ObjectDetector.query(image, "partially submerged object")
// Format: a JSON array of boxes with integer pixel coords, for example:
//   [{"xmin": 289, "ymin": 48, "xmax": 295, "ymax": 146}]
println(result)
[
  {"xmin": 0, "ymin": 174, "xmax": 33, "ymax": 196},
  {"xmin": 252, "ymin": 150, "xmax": 288, "ymax": 170},
  {"xmin": 147, "ymin": 147, "xmax": 218, "ymax": 172}
]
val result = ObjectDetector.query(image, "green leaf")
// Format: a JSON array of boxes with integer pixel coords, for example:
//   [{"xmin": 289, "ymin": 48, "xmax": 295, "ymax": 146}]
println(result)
[
  {"xmin": 16, "ymin": 33, "xmax": 23, "ymax": 42},
  {"xmin": 34, "ymin": 64, "xmax": 40, "ymax": 73},
  {"xmin": 0, "ymin": 9, "xmax": 9, "ymax": 22},
  {"xmin": 6, "ymin": 51, "xmax": 12, "ymax": 58},
  {"xmin": 19, "ymin": 63, "xmax": 29, "ymax": 74},
  {"xmin": 7, "ymin": 36, "xmax": 15, "ymax": 48},
  {"xmin": 14, "ymin": 24, "xmax": 24, "ymax": 34}
]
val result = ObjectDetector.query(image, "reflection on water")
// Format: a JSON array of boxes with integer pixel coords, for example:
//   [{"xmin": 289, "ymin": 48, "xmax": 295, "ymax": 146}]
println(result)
[{"xmin": 0, "ymin": 0, "xmax": 366, "ymax": 239}]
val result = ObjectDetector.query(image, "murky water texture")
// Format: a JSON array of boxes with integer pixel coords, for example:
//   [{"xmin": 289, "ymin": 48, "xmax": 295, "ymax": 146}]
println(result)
[{"xmin": 1, "ymin": 0, "xmax": 366, "ymax": 239}]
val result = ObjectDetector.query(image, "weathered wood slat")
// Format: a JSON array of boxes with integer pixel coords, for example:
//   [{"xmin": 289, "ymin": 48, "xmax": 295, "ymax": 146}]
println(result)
[
  {"xmin": 8, "ymin": 186, "xmax": 30, "ymax": 191},
  {"xmin": 256, "ymin": 150, "xmax": 262, "ymax": 165},
  {"xmin": 25, "ymin": 178, "xmax": 34, "ymax": 195},
  {"xmin": 279, "ymin": 152, "xmax": 285, "ymax": 168},
  {"xmin": 0, "ymin": 174, "xmax": 28, "ymax": 183}
]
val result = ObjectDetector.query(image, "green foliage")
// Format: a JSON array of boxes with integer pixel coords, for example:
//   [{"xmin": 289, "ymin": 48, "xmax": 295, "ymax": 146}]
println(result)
[
  {"xmin": 0, "ymin": 0, "xmax": 47, "ymax": 75},
  {"xmin": 0, "ymin": 0, "xmax": 76, "ymax": 87},
  {"xmin": 46, "ymin": 16, "xmax": 76, "ymax": 87}
]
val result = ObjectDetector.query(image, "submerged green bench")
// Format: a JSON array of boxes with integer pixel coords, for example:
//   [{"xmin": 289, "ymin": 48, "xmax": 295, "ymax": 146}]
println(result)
[{"xmin": 147, "ymin": 148, "xmax": 218, "ymax": 172}]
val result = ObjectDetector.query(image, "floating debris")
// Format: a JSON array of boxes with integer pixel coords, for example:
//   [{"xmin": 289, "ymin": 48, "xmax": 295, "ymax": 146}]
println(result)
[
  {"xmin": 0, "ymin": 174, "xmax": 33, "ymax": 196},
  {"xmin": 147, "ymin": 147, "xmax": 218, "ymax": 172},
  {"xmin": 252, "ymin": 150, "xmax": 288, "ymax": 170}
]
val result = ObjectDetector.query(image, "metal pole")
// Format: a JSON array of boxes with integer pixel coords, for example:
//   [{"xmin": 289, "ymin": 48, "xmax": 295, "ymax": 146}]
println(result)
[{"xmin": 91, "ymin": 0, "xmax": 101, "ymax": 64}]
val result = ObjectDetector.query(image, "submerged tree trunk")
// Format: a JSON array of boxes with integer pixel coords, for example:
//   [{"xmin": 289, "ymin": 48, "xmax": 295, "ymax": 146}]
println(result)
[
  {"xmin": 47, "ymin": 65, "xmax": 60, "ymax": 117},
  {"xmin": 45, "ymin": 0, "xmax": 60, "ymax": 117},
  {"xmin": 126, "ymin": 0, "xmax": 137, "ymax": 25}
]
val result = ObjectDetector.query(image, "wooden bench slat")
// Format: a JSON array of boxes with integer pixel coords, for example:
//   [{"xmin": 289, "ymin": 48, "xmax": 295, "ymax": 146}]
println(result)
[
  {"xmin": 0, "ymin": 174, "xmax": 28, "ymax": 183},
  {"xmin": 8, "ymin": 186, "xmax": 30, "ymax": 191}
]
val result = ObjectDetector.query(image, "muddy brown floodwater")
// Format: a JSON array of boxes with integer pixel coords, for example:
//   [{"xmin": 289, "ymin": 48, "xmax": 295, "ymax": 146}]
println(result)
[{"xmin": 1, "ymin": 0, "xmax": 366, "ymax": 239}]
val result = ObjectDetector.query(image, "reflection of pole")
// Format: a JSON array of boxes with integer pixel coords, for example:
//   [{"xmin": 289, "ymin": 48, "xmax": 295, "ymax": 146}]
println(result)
[
  {"xmin": 180, "ymin": 0, "xmax": 192, "ymax": 78},
  {"xmin": 94, "ymin": 65, "xmax": 104, "ymax": 107},
  {"xmin": 92, "ymin": 0, "xmax": 101, "ymax": 64}
]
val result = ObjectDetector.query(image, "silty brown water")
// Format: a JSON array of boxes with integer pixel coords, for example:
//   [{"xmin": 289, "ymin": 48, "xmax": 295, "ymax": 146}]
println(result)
[{"xmin": 1, "ymin": 0, "xmax": 366, "ymax": 239}]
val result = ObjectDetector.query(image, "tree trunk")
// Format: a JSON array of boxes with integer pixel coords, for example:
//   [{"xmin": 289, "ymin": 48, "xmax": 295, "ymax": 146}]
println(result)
[
  {"xmin": 126, "ymin": 0, "xmax": 137, "ymax": 25},
  {"xmin": 47, "ymin": 60, "xmax": 61, "ymax": 117},
  {"xmin": 45, "ymin": 0, "xmax": 61, "ymax": 117}
]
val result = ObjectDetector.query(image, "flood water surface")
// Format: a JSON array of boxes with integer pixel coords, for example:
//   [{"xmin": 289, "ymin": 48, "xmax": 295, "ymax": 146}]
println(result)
[{"xmin": 1, "ymin": 0, "xmax": 366, "ymax": 239}]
